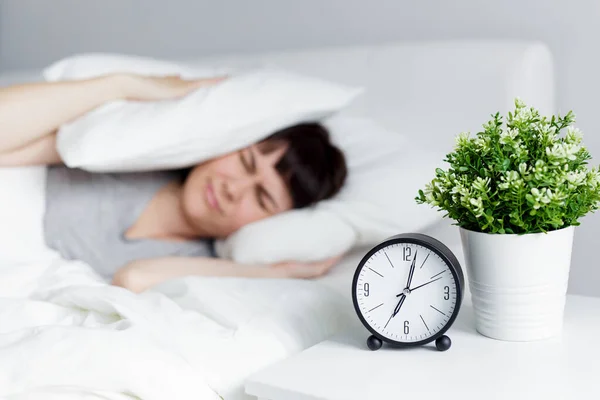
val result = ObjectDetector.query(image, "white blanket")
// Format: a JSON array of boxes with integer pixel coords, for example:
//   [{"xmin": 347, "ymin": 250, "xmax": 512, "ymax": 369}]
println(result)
[{"xmin": 0, "ymin": 167, "xmax": 352, "ymax": 399}]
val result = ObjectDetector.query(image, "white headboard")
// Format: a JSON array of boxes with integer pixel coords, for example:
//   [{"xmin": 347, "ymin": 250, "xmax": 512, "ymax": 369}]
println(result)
[{"xmin": 191, "ymin": 40, "xmax": 555, "ymax": 151}]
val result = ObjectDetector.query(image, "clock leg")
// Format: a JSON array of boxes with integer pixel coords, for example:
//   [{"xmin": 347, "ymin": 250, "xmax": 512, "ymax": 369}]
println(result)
[
  {"xmin": 367, "ymin": 335, "xmax": 383, "ymax": 351},
  {"xmin": 435, "ymin": 335, "xmax": 452, "ymax": 351}
]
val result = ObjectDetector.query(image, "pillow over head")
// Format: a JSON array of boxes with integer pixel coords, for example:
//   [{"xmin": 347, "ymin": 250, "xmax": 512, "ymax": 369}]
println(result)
[
  {"xmin": 46, "ymin": 53, "xmax": 362, "ymax": 173},
  {"xmin": 45, "ymin": 53, "xmax": 444, "ymax": 263}
]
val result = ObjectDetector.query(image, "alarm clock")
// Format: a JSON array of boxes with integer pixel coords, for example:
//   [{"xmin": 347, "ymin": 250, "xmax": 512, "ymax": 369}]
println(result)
[{"xmin": 352, "ymin": 233, "xmax": 464, "ymax": 351}]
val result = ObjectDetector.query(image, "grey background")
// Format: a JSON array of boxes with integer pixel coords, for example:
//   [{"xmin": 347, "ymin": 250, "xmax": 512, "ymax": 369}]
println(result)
[{"xmin": 1, "ymin": 0, "xmax": 599, "ymax": 297}]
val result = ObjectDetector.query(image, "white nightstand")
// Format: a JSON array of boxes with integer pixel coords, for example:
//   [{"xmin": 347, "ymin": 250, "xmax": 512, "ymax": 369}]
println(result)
[{"xmin": 246, "ymin": 294, "xmax": 600, "ymax": 400}]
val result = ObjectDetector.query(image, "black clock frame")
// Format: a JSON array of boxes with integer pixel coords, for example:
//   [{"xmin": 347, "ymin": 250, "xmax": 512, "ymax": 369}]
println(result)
[{"xmin": 351, "ymin": 233, "xmax": 465, "ymax": 348}]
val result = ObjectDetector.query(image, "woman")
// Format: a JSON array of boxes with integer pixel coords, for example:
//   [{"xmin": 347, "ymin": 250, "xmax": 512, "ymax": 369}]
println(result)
[{"xmin": 0, "ymin": 73, "xmax": 347, "ymax": 292}]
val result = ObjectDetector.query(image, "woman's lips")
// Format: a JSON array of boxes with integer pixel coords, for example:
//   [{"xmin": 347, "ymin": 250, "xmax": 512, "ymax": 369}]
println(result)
[{"xmin": 205, "ymin": 180, "xmax": 222, "ymax": 213}]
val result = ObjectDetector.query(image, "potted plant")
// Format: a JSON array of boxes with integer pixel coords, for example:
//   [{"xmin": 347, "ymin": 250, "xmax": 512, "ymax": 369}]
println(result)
[{"xmin": 416, "ymin": 98, "xmax": 600, "ymax": 341}]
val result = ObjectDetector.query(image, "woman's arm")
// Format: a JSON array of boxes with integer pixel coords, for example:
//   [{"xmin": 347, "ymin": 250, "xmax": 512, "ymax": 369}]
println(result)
[
  {"xmin": 0, "ymin": 74, "xmax": 224, "ymax": 164},
  {"xmin": 112, "ymin": 256, "xmax": 340, "ymax": 293},
  {"xmin": 0, "ymin": 134, "xmax": 62, "ymax": 166},
  {"xmin": 0, "ymin": 76, "xmax": 125, "ymax": 154}
]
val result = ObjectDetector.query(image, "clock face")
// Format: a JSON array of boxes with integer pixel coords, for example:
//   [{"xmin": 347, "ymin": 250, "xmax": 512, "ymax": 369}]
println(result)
[{"xmin": 353, "ymin": 241, "xmax": 459, "ymax": 344}]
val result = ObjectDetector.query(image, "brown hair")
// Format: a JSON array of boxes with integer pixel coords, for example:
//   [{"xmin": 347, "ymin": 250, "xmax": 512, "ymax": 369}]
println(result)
[{"xmin": 261, "ymin": 122, "xmax": 347, "ymax": 208}]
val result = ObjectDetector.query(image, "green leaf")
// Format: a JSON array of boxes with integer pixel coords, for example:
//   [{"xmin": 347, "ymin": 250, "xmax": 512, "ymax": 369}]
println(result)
[{"xmin": 413, "ymin": 99, "xmax": 599, "ymax": 234}]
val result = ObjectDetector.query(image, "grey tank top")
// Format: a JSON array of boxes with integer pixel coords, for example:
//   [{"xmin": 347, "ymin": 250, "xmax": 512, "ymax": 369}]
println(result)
[{"xmin": 43, "ymin": 166, "xmax": 214, "ymax": 279}]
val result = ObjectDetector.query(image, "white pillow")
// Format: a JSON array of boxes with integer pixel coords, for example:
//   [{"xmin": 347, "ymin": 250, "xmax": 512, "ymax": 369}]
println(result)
[
  {"xmin": 45, "ymin": 53, "xmax": 363, "ymax": 172},
  {"xmin": 44, "ymin": 54, "xmax": 444, "ymax": 264},
  {"xmin": 216, "ymin": 115, "xmax": 446, "ymax": 263}
]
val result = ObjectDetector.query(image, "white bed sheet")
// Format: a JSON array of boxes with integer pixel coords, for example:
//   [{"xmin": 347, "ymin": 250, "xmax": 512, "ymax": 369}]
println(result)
[{"xmin": 0, "ymin": 166, "xmax": 353, "ymax": 400}]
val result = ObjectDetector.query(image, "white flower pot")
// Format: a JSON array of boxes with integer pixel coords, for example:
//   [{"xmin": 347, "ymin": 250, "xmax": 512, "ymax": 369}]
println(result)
[{"xmin": 459, "ymin": 226, "xmax": 575, "ymax": 341}]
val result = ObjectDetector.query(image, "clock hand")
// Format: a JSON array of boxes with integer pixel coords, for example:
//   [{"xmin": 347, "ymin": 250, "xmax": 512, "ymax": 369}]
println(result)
[
  {"xmin": 391, "ymin": 293, "xmax": 406, "ymax": 317},
  {"xmin": 384, "ymin": 314, "xmax": 393, "ymax": 329},
  {"xmin": 409, "ymin": 276, "xmax": 443, "ymax": 292},
  {"xmin": 405, "ymin": 249, "xmax": 418, "ymax": 289},
  {"xmin": 395, "ymin": 276, "xmax": 445, "ymax": 297}
]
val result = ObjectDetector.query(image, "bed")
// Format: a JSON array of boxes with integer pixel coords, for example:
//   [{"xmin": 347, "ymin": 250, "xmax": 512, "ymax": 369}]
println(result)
[{"xmin": 0, "ymin": 40, "xmax": 554, "ymax": 399}]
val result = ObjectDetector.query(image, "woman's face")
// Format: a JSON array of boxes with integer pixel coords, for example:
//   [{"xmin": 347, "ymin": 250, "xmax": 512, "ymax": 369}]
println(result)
[{"xmin": 180, "ymin": 142, "xmax": 293, "ymax": 238}]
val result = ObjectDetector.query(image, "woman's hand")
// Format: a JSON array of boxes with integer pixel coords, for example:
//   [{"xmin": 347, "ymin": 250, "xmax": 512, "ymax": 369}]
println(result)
[
  {"xmin": 111, "ymin": 255, "xmax": 344, "ymax": 294},
  {"xmin": 118, "ymin": 74, "xmax": 227, "ymax": 102},
  {"xmin": 271, "ymin": 256, "xmax": 343, "ymax": 279}
]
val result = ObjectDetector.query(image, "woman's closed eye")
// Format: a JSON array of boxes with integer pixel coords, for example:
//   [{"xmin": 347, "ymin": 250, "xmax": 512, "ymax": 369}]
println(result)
[
  {"xmin": 240, "ymin": 149, "xmax": 256, "ymax": 173},
  {"xmin": 256, "ymin": 187, "xmax": 268, "ymax": 212},
  {"xmin": 256, "ymin": 185, "xmax": 278, "ymax": 213},
  {"xmin": 239, "ymin": 150, "xmax": 277, "ymax": 213}
]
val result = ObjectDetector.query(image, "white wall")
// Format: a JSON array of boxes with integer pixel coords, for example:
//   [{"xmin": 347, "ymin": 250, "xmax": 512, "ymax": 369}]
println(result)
[{"xmin": 1, "ymin": 0, "xmax": 599, "ymax": 296}]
